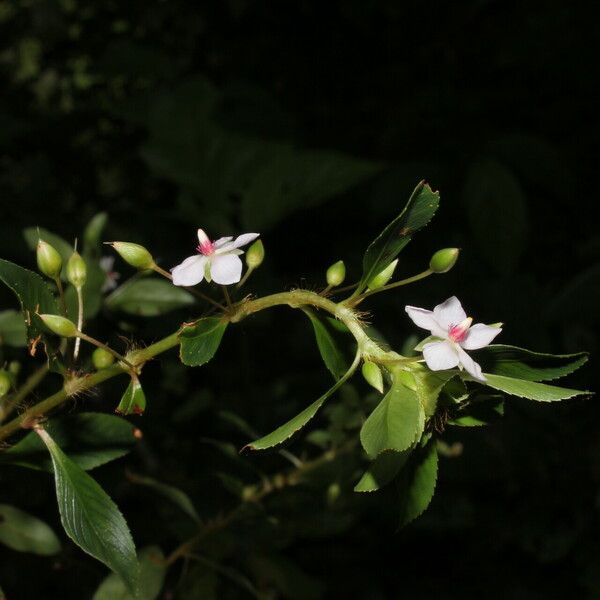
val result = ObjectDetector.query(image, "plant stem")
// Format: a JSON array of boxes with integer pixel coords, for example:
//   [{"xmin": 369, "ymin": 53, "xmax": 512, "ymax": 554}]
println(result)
[
  {"xmin": 350, "ymin": 269, "xmax": 433, "ymax": 304},
  {"xmin": 222, "ymin": 286, "xmax": 232, "ymax": 311},
  {"xmin": 235, "ymin": 267, "xmax": 254, "ymax": 290},
  {"xmin": 0, "ymin": 289, "xmax": 404, "ymax": 444},
  {"xmin": 54, "ymin": 276, "xmax": 67, "ymax": 316},
  {"xmin": 77, "ymin": 333, "xmax": 135, "ymax": 369},
  {"xmin": 0, "ymin": 364, "xmax": 49, "ymax": 423},
  {"xmin": 73, "ymin": 286, "xmax": 84, "ymax": 361}
]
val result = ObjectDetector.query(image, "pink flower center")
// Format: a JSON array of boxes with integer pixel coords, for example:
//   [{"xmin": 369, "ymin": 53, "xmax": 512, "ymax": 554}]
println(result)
[
  {"xmin": 448, "ymin": 317, "xmax": 472, "ymax": 343},
  {"xmin": 197, "ymin": 240, "xmax": 215, "ymax": 256}
]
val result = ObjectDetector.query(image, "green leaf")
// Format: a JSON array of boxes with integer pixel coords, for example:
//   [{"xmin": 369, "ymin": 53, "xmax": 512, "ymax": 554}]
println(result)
[
  {"xmin": 179, "ymin": 317, "xmax": 228, "ymax": 367},
  {"xmin": 398, "ymin": 439, "xmax": 438, "ymax": 527},
  {"xmin": 36, "ymin": 428, "xmax": 138, "ymax": 593},
  {"xmin": 360, "ymin": 380, "xmax": 424, "ymax": 458},
  {"xmin": 463, "ymin": 159, "xmax": 528, "ymax": 274},
  {"xmin": 245, "ymin": 349, "xmax": 360, "ymax": 451},
  {"xmin": 117, "ymin": 377, "xmax": 146, "ymax": 415},
  {"xmin": 0, "ymin": 504, "xmax": 61, "ymax": 555},
  {"xmin": 83, "ymin": 212, "xmax": 108, "ymax": 260},
  {"xmin": 0, "ymin": 309, "xmax": 26, "ymax": 346},
  {"xmin": 410, "ymin": 364, "xmax": 455, "ymax": 417},
  {"xmin": 0, "ymin": 258, "xmax": 60, "ymax": 356},
  {"xmin": 241, "ymin": 146, "xmax": 383, "ymax": 231},
  {"xmin": 106, "ymin": 277, "xmax": 195, "ymax": 316},
  {"xmin": 356, "ymin": 180, "xmax": 440, "ymax": 294},
  {"xmin": 23, "ymin": 227, "xmax": 73, "ymax": 281},
  {"xmin": 92, "ymin": 546, "xmax": 166, "ymax": 600},
  {"xmin": 480, "ymin": 373, "xmax": 590, "ymax": 402},
  {"xmin": 354, "ymin": 450, "xmax": 409, "ymax": 493},
  {"xmin": 303, "ymin": 309, "xmax": 347, "ymax": 380},
  {"xmin": 2, "ymin": 413, "xmax": 138, "ymax": 471},
  {"xmin": 475, "ymin": 344, "xmax": 588, "ymax": 381},
  {"xmin": 126, "ymin": 472, "xmax": 201, "ymax": 523}
]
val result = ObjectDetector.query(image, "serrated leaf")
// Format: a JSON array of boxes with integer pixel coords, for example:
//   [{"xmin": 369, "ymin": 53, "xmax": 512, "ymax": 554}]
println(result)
[
  {"xmin": 356, "ymin": 180, "xmax": 440, "ymax": 294},
  {"xmin": 245, "ymin": 349, "xmax": 360, "ymax": 451},
  {"xmin": 0, "ymin": 309, "xmax": 26, "ymax": 346},
  {"xmin": 179, "ymin": 317, "xmax": 228, "ymax": 367},
  {"xmin": 303, "ymin": 308, "xmax": 347, "ymax": 380},
  {"xmin": 117, "ymin": 377, "xmax": 146, "ymax": 415},
  {"xmin": 2, "ymin": 412, "xmax": 138, "ymax": 471},
  {"xmin": 410, "ymin": 365, "xmax": 455, "ymax": 417},
  {"xmin": 398, "ymin": 439, "xmax": 438, "ymax": 527},
  {"xmin": 106, "ymin": 277, "xmax": 194, "ymax": 316},
  {"xmin": 92, "ymin": 545, "xmax": 166, "ymax": 600},
  {"xmin": 359, "ymin": 380, "xmax": 425, "ymax": 458},
  {"xmin": 23, "ymin": 227, "xmax": 73, "ymax": 282},
  {"xmin": 480, "ymin": 373, "xmax": 589, "ymax": 402},
  {"xmin": 36, "ymin": 428, "xmax": 138, "ymax": 593},
  {"xmin": 354, "ymin": 450, "xmax": 409, "ymax": 493},
  {"xmin": 127, "ymin": 472, "xmax": 200, "ymax": 523},
  {"xmin": 0, "ymin": 258, "xmax": 60, "ymax": 359},
  {"xmin": 475, "ymin": 344, "xmax": 588, "ymax": 381},
  {"xmin": 0, "ymin": 504, "xmax": 61, "ymax": 555}
]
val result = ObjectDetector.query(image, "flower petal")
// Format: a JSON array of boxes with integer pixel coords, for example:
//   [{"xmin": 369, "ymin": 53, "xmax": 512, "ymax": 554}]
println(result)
[
  {"xmin": 171, "ymin": 255, "xmax": 207, "ymax": 286},
  {"xmin": 210, "ymin": 254, "xmax": 243, "ymax": 285},
  {"xmin": 213, "ymin": 236, "xmax": 234, "ymax": 249},
  {"xmin": 405, "ymin": 306, "xmax": 447, "ymax": 338},
  {"xmin": 461, "ymin": 323, "xmax": 502, "ymax": 350},
  {"xmin": 422, "ymin": 341, "xmax": 460, "ymax": 371},
  {"xmin": 456, "ymin": 346, "xmax": 485, "ymax": 381},
  {"xmin": 434, "ymin": 296, "xmax": 467, "ymax": 328},
  {"xmin": 230, "ymin": 233, "xmax": 259, "ymax": 250}
]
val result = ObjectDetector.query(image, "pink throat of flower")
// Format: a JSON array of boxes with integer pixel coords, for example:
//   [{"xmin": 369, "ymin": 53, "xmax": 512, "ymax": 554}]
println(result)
[
  {"xmin": 197, "ymin": 240, "xmax": 215, "ymax": 256},
  {"xmin": 448, "ymin": 318, "xmax": 471, "ymax": 343}
]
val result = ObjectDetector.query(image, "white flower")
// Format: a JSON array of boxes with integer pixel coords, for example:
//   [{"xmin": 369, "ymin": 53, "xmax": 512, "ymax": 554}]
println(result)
[
  {"xmin": 405, "ymin": 296, "xmax": 501, "ymax": 381},
  {"xmin": 99, "ymin": 256, "xmax": 120, "ymax": 292},
  {"xmin": 171, "ymin": 229, "xmax": 259, "ymax": 286}
]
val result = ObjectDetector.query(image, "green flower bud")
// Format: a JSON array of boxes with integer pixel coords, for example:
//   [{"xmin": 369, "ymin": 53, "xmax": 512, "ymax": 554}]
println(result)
[
  {"xmin": 66, "ymin": 251, "xmax": 87, "ymax": 288},
  {"xmin": 429, "ymin": 248, "xmax": 460, "ymax": 274},
  {"xmin": 39, "ymin": 314, "xmax": 78, "ymax": 338},
  {"xmin": 36, "ymin": 239, "xmax": 63, "ymax": 279},
  {"xmin": 8, "ymin": 361, "xmax": 21, "ymax": 377},
  {"xmin": 367, "ymin": 259, "xmax": 398, "ymax": 291},
  {"xmin": 109, "ymin": 242, "xmax": 155, "ymax": 270},
  {"xmin": 361, "ymin": 361, "xmax": 384, "ymax": 393},
  {"xmin": 92, "ymin": 347, "xmax": 115, "ymax": 369},
  {"xmin": 326, "ymin": 260, "xmax": 346, "ymax": 287},
  {"xmin": 0, "ymin": 370, "xmax": 11, "ymax": 397},
  {"xmin": 245, "ymin": 239, "xmax": 264, "ymax": 269}
]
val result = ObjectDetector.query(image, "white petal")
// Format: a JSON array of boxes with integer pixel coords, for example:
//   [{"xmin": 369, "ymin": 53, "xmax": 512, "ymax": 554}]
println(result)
[
  {"xmin": 422, "ymin": 341, "xmax": 460, "ymax": 371},
  {"xmin": 210, "ymin": 254, "xmax": 243, "ymax": 285},
  {"xmin": 197, "ymin": 229, "xmax": 211, "ymax": 245},
  {"xmin": 171, "ymin": 255, "xmax": 207, "ymax": 286},
  {"xmin": 456, "ymin": 346, "xmax": 485, "ymax": 381},
  {"xmin": 461, "ymin": 323, "xmax": 502, "ymax": 350},
  {"xmin": 434, "ymin": 296, "xmax": 467, "ymax": 328},
  {"xmin": 230, "ymin": 232, "xmax": 259, "ymax": 249},
  {"xmin": 213, "ymin": 236, "xmax": 233, "ymax": 249},
  {"xmin": 405, "ymin": 306, "xmax": 447, "ymax": 338}
]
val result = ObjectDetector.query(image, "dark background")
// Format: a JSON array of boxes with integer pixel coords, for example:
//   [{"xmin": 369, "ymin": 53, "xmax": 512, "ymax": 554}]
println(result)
[{"xmin": 0, "ymin": 1, "xmax": 598, "ymax": 598}]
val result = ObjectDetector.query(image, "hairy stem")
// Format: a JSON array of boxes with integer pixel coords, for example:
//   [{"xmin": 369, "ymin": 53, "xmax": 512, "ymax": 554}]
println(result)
[
  {"xmin": 0, "ymin": 363, "xmax": 49, "ymax": 423},
  {"xmin": 350, "ymin": 268, "xmax": 433, "ymax": 304}
]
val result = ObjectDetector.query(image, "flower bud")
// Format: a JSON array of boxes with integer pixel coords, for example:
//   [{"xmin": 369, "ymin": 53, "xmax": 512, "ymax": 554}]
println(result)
[
  {"xmin": 36, "ymin": 239, "xmax": 63, "ymax": 279},
  {"xmin": 66, "ymin": 251, "xmax": 87, "ymax": 288},
  {"xmin": 108, "ymin": 242, "xmax": 154, "ymax": 270},
  {"xmin": 367, "ymin": 259, "xmax": 398, "ymax": 291},
  {"xmin": 245, "ymin": 239, "xmax": 264, "ymax": 269},
  {"xmin": 8, "ymin": 361, "xmax": 21, "ymax": 376},
  {"xmin": 92, "ymin": 347, "xmax": 115, "ymax": 369},
  {"xmin": 326, "ymin": 260, "xmax": 346, "ymax": 287},
  {"xmin": 361, "ymin": 361, "xmax": 384, "ymax": 393},
  {"xmin": 39, "ymin": 314, "xmax": 78, "ymax": 338},
  {"xmin": 0, "ymin": 370, "xmax": 11, "ymax": 397},
  {"xmin": 429, "ymin": 248, "xmax": 460, "ymax": 274}
]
